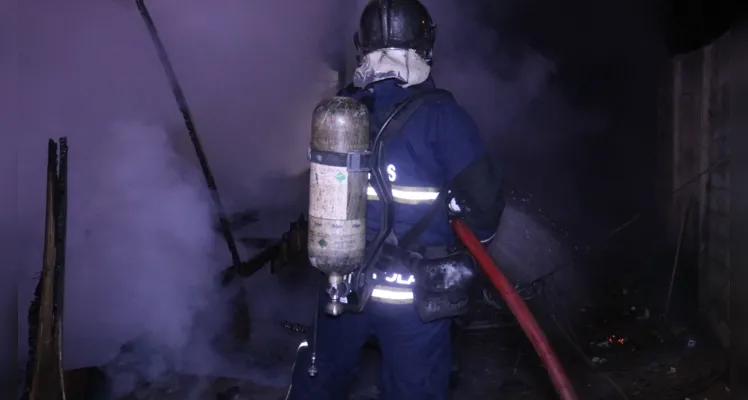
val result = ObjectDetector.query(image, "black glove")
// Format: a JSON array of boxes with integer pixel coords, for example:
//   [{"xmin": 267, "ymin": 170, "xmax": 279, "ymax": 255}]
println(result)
[
  {"xmin": 412, "ymin": 250, "xmax": 478, "ymax": 322},
  {"xmin": 446, "ymin": 192, "xmax": 468, "ymax": 220},
  {"xmin": 413, "ymin": 251, "xmax": 477, "ymax": 293}
]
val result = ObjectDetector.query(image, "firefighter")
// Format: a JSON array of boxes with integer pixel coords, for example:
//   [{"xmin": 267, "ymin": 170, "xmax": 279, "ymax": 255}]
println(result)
[{"xmin": 287, "ymin": 1, "xmax": 504, "ymax": 399}]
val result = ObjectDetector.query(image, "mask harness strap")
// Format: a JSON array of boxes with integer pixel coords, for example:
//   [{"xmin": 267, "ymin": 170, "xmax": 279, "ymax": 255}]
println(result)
[
  {"xmin": 371, "ymin": 87, "xmax": 453, "ymax": 253},
  {"xmin": 351, "ymin": 86, "xmax": 453, "ymax": 310}
]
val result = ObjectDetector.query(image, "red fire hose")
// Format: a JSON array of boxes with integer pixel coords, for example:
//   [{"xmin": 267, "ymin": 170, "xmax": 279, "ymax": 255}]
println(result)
[{"xmin": 452, "ymin": 219, "xmax": 579, "ymax": 400}]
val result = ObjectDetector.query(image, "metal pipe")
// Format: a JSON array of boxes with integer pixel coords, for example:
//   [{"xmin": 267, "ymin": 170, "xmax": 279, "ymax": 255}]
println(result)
[{"xmin": 134, "ymin": 0, "xmax": 242, "ymax": 277}]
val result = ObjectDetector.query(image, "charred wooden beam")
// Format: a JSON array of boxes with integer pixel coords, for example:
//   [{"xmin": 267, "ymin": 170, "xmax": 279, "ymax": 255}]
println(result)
[{"xmin": 22, "ymin": 138, "xmax": 68, "ymax": 400}]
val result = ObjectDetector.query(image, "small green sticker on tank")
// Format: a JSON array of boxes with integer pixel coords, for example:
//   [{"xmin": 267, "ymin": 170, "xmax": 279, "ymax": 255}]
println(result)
[
  {"xmin": 318, "ymin": 239, "xmax": 327, "ymax": 247},
  {"xmin": 335, "ymin": 172, "xmax": 346, "ymax": 182}
]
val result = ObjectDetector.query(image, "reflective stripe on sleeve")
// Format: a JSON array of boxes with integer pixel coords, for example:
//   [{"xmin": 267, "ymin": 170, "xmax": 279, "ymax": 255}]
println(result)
[{"xmin": 367, "ymin": 184, "xmax": 440, "ymax": 205}]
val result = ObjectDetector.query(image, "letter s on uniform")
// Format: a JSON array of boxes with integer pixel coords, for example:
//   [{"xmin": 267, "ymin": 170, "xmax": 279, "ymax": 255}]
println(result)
[{"xmin": 387, "ymin": 164, "xmax": 397, "ymax": 182}]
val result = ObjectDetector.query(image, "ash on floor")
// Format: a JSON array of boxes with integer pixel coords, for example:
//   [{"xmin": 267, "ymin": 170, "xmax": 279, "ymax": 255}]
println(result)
[{"xmin": 64, "ymin": 295, "xmax": 729, "ymax": 400}]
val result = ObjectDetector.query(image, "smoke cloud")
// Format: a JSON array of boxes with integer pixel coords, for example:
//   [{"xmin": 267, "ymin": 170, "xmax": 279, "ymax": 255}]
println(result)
[
  {"xmin": 5, "ymin": 0, "xmax": 664, "ymax": 396},
  {"xmin": 11, "ymin": 0, "xmax": 343, "ymax": 393}
]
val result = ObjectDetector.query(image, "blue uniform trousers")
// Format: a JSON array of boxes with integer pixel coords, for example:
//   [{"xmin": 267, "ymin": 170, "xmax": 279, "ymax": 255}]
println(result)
[{"xmin": 286, "ymin": 297, "xmax": 452, "ymax": 400}]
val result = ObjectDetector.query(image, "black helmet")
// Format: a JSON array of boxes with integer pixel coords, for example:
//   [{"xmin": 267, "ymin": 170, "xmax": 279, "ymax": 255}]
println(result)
[{"xmin": 354, "ymin": 0, "xmax": 436, "ymax": 64}]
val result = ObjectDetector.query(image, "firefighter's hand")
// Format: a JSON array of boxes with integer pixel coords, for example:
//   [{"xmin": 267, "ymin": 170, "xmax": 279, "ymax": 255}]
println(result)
[{"xmin": 447, "ymin": 195, "xmax": 468, "ymax": 220}]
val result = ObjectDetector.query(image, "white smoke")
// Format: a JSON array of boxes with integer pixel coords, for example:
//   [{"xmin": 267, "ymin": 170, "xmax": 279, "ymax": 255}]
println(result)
[
  {"xmin": 5, "ymin": 0, "xmax": 663, "ymax": 397},
  {"xmin": 11, "ymin": 0, "xmax": 342, "ymax": 394},
  {"xmin": 13, "ymin": 121, "xmax": 242, "ymax": 400},
  {"xmin": 59, "ymin": 121, "xmax": 222, "ymax": 368}
]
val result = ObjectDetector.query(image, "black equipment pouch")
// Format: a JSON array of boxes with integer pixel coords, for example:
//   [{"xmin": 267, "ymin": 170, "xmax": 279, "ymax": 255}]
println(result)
[{"xmin": 412, "ymin": 250, "xmax": 477, "ymax": 322}]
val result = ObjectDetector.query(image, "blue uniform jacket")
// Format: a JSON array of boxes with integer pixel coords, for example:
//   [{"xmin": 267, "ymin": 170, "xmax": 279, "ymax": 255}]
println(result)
[{"xmin": 340, "ymin": 79, "xmax": 496, "ymax": 246}]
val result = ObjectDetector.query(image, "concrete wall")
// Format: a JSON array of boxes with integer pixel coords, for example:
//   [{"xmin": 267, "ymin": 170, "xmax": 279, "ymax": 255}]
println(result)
[{"xmin": 666, "ymin": 31, "xmax": 735, "ymax": 348}]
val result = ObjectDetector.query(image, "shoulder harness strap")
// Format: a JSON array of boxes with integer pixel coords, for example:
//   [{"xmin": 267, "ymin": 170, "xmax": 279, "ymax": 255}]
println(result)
[{"xmin": 372, "ymin": 86, "xmax": 454, "ymax": 250}]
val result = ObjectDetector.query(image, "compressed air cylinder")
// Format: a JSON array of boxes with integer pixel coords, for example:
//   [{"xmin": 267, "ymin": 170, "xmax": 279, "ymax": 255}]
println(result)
[{"xmin": 307, "ymin": 97, "xmax": 370, "ymax": 276}]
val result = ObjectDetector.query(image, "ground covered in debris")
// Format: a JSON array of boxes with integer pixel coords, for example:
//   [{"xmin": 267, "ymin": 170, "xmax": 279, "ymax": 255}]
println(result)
[
  {"xmin": 62, "ymin": 205, "xmax": 729, "ymax": 400},
  {"xmin": 442, "ymin": 295, "xmax": 727, "ymax": 400},
  {"xmin": 64, "ymin": 289, "xmax": 728, "ymax": 400}
]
